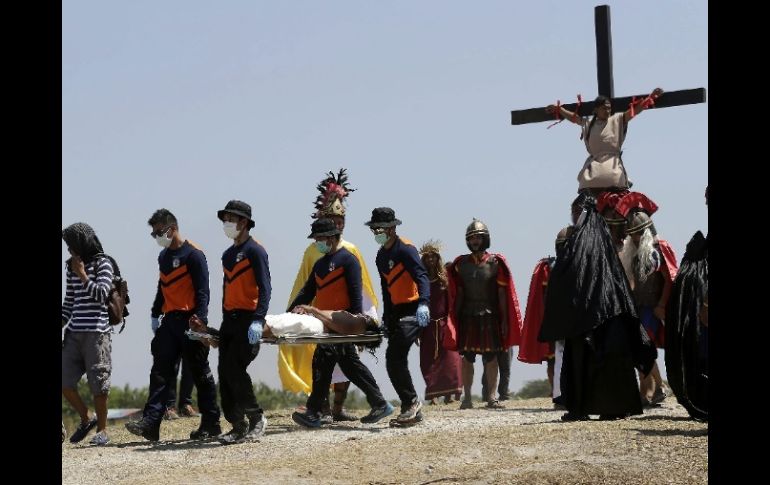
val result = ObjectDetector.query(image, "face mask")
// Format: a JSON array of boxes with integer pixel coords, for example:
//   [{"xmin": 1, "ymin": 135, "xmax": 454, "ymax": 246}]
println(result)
[
  {"xmin": 315, "ymin": 241, "xmax": 331, "ymax": 254},
  {"xmin": 223, "ymin": 222, "xmax": 240, "ymax": 239},
  {"xmin": 155, "ymin": 233, "xmax": 172, "ymax": 248},
  {"xmin": 375, "ymin": 233, "xmax": 389, "ymax": 246}
]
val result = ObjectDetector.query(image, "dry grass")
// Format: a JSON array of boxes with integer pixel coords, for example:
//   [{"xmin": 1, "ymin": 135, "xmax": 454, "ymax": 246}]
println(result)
[{"xmin": 62, "ymin": 397, "xmax": 707, "ymax": 484}]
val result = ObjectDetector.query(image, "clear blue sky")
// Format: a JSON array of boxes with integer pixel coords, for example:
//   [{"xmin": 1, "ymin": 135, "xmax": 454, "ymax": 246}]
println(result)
[{"xmin": 62, "ymin": 0, "xmax": 707, "ymax": 399}]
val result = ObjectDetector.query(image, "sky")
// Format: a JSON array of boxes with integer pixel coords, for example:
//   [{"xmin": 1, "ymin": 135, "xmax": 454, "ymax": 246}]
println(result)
[{"xmin": 62, "ymin": 0, "xmax": 708, "ymax": 400}]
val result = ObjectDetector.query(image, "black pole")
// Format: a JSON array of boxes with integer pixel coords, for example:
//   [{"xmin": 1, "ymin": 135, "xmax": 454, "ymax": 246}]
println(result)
[{"xmin": 595, "ymin": 5, "xmax": 614, "ymax": 98}]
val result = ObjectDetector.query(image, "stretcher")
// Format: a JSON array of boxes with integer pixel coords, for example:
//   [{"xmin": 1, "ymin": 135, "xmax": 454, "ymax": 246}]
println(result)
[
  {"xmin": 185, "ymin": 330, "xmax": 219, "ymax": 342},
  {"xmin": 260, "ymin": 332, "xmax": 383, "ymax": 345},
  {"xmin": 186, "ymin": 329, "xmax": 383, "ymax": 345}
]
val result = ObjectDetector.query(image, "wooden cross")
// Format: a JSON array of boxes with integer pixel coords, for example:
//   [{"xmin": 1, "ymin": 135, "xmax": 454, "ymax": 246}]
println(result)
[{"xmin": 510, "ymin": 5, "xmax": 706, "ymax": 125}]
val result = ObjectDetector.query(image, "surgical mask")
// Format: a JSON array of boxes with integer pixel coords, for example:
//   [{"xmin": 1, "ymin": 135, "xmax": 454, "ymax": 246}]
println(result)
[
  {"xmin": 155, "ymin": 233, "xmax": 172, "ymax": 248},
  {"xmin": 375, "ymin": 233, "xmax": 388, "ymax": 246},
  {"xmin": 223, "ymin": 222, "xmax": 240, "ymax": 239},
  {"xmin": 315, "ymin": 241, "xmax": 331, "ymax": 254}
]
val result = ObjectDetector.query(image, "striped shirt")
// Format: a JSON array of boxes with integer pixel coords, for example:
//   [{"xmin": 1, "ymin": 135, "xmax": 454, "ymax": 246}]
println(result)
[{"xmin": 61, "ymin": 257, "xmax": 114, "ymax": 332}]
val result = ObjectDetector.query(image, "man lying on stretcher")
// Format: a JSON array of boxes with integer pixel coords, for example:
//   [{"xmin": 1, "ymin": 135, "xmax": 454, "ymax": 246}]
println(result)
[
  {"xmin": 289, "ymin": 305, "xmax": 381, "ymax": 336},
  {"xmin": 188, "ymin": 305, "xmax": 381, "ymax": 347}
]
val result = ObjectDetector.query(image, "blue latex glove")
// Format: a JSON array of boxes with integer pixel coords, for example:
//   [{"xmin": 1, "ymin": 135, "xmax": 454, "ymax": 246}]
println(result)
[
  {"xmin": 248, "ymin": 320, "xmax": 264, "ymax": 344},
  {"xmin": 151, "ymin": 317, "xmax": 160, "ymax": 334},
  {"xmin": 416, "ymin": 303, "xmax": 430, "ymax": 328}
]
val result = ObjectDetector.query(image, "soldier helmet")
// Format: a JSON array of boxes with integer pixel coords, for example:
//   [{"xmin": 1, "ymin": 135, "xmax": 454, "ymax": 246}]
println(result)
[
  {"xmin": 625, "ymin": 210, "xmax": 657, "ymax": 236},
  {"xmin": 465, "ymin": 219, "xmax": 490, "ymax": 251}
]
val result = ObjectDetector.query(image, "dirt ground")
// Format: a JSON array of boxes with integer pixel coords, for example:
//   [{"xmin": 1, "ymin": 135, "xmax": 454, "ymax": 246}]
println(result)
[{"xmin": 62, "ymin": 397, "xmax": 707, "ymax": 484}]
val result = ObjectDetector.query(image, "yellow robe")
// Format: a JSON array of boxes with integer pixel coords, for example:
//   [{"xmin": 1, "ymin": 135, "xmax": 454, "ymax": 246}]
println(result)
[{"xmin": 277, "ymin": 240, "xmax": 379, "ymax": 393}]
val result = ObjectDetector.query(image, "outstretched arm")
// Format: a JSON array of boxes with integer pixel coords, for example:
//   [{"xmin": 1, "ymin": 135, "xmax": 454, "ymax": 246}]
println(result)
[
  {"xmin": 545, "ymin": 104, "xmax": 583, "ymax": 125},
  {"xmin": 623, "ymin": 87, "xmax": 664, "ymax": 123}
]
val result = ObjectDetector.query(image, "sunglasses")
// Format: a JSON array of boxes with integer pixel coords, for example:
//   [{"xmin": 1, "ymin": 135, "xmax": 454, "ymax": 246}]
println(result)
[{"xmin": 150, "ymin": 226, "xmax": 172, "ymax": 238}]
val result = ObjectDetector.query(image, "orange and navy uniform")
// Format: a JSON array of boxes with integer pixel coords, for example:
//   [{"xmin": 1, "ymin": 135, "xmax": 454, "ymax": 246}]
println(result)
[
  {"xmin": 151, "ymin": 240, "xmax": 210, "ymax": 322},
  {"xmin": 375, "ymin": 236, "xmax": 430, "ymax": 321},
  {"xmin": 290, "ymin": 247, "xmax": 362, "ymax": 314},
  {"xmin": 221, "ymin": 237, "xmax": 271, "ymax": 320}
]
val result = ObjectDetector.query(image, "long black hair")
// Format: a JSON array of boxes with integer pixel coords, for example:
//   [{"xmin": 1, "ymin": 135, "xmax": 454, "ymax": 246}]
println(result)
[{"xmin": 582, "ymin": 95, "xmax": 611, "ymax": 142}]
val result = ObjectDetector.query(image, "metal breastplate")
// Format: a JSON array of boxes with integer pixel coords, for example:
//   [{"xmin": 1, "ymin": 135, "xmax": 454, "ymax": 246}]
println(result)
[{"xmin": 457, "ymin": 256, "xmax": 500, "ymax": 316}]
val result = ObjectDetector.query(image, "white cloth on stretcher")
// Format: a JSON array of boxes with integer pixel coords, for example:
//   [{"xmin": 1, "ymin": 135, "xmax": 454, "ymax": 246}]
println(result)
[
  {"xmin": 265, "ymin": 313, "xmax": 324, "ymax": 336},
  {"xmin": 265, "ymin": 313, "xmax": 353, "ymax": 384}
]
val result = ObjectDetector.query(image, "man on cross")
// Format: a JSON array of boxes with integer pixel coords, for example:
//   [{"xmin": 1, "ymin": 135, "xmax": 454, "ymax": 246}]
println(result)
[
  {"xmin": 510, "ymin": 5, "xmax": 705, "ymax": 192},
  {"xmin": 545, "ymin": 88, "xmax": 663, "ymax": 195}
]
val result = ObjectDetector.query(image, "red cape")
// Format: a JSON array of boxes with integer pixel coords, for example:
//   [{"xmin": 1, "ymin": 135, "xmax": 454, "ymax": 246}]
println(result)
[
  {"xmin": 658, "ymin": 239, "xmax": 678, "ymax": 282},
  {"xmin": 445, "ymin": 253, "xmax": 522, "ymax": 351},
  {"xmin": 517, "ymin": 258, "xmax": 553, "ymax": 364}
]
